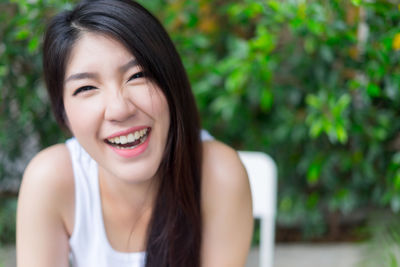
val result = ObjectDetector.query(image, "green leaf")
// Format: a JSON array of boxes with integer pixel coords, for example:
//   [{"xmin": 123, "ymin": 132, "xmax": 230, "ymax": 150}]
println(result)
[
  {"xmin": 389, "ymin": 252, "xmax": 397, "ymax": 267},
  {"xmin": 280, "ymin": 196, "xmax": 293, "ymax": 212},
  {"xmin": 268, "ymin": 1, "xmax": 280, "ymax": 11},
  {"xmin": 336, "ymin": 94, "xmax": 351, "ymax": 110},
  {"xmin": 225, "ymin": 69, "xmax": 245, "ymax": 93},
  {"xmin": 247, "ymin": 2, "xmax": 264, "ymax": 18},
  {"xmin": 336, "ymin": 126, "xmax": 348, "ymax": 143},
  {"xmin": 304, "ymin": 37, "xmax": 316, "ymax": 54},
  {"xmin": 227, "ymin": 3, "xmax": 244, "ymax": 18},
  {"xmin": 307, "ymin": 159, "xmax": 322, "ymax": 185},
  {"xmin": 306, "ymin": 192, "xmax": 319, "ymax": 209},
  {"xmin": 309, "ymin": 119, "xmax": 324, "ymax": 138},
  {"xmin": 0, "ymin": 66, "xmax": 7, "ymax": 77},
  {"xmin": 351, "ymin": 0, "xmax": 362, "ymax": 6},
  {"xmin": 15, "ymin": 29, "xmax": 30, "ymax": 40},
  {"xmin": 306, "ymin": 94, "xmax": 321, "ymax": 109},
  {"xmin": 394, "ymin": 172, "xmax": 400, "ymax": 191},
  {"xmin": 250, "ymin": 26, "xmax": 276, "ymax": 53},
  {"xmin": 332, "ymin": 94, "xmax": 351, "ymax": 117},
  {"xmin": 260, "ymin": 89, "xmax": 273, "ymax": 112},
  {"xmin": 367, "ymin": 83, "xmax": 381, "ymax": 97},
  {"xmin": 28, "ymin": 36, "xmax": 39, "ymax": 53}
]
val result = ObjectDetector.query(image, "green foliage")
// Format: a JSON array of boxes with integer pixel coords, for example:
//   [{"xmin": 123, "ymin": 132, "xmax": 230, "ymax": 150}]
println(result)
[
  {"xmin": 0, "ymin": 198, "xmax": 17, "ymax": 245},
  {"xmin": 359, "ymin": 211, "xmax": 400, "ymax": 267},
  {"xmin": 142, "ymin": 0, "xmax": 400, "ymax": 237},
  {"xmin": 0, "ymin": 1, "xmax": 71, "ymax": 181},
  {"xmin": 1, "ymin": 0, "xmax": 400, "ymax": 239}
]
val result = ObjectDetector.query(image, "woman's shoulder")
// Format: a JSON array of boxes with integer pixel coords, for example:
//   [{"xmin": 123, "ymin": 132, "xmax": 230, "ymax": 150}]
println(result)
[
  {"xmin": 200, "ymin": 140, "xmax": 253, "ymax": 265},
  {"xmin": 17, "ymin": 144, "xmax": 74, "ymax": 265},
  {"xmin": 23, "ymin": 143, "xmax": 73, "ymax": 185},
  {"xmin": 20, "ymin": 143, "xmax": 74, "ymax": 229},
  {"xmin": 202, "ymin": 140, "xmax": 248, "ymax": 189},
  {"xmin": 201, "ymin": 140, "xmax": 251, "ymax": 207}
]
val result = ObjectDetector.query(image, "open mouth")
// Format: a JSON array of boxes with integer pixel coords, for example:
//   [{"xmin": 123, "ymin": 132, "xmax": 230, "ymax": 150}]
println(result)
[{"xmin": 105, "ymin": 127, "xmax": 151, "ymax": 150}]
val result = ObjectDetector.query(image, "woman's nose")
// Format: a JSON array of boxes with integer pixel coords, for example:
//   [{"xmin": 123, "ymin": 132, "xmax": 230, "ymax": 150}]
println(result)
[{"xmin": 104, "ymin": 89, "xmax": 137, "ymax": 122}]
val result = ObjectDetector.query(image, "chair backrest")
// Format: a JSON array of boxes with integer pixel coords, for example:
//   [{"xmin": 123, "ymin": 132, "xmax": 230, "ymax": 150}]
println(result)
[{"xmin": 238, "ymin": 151, "xmax": 277, "ymax": 267}]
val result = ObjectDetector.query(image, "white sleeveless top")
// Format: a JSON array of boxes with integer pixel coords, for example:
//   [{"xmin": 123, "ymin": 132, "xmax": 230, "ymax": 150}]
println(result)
[{"xmin": 66, "ymin": 130, "xmax": 213, "ymax": 267}]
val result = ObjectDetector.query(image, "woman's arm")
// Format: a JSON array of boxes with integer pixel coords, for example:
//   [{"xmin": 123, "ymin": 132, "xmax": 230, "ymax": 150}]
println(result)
[
  {"xmin": 201, "ymin": 141, "xmax": 253, "ymax": 267},
  {"xmin": 17, "ymin": 144, "xmax": 73, "ymax": 267}
]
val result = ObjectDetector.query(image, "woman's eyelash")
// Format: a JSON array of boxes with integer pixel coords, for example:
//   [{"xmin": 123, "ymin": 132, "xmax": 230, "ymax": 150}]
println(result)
[
  {"xmin": 73, "ymin": 85, "xmax": 96, "ymax": 96},
  {"xmin": 128, "ymin": 71, "xmax": 144, "ymax": 81},
  {"xmin": 72, "ymin": 72, "xmax": 144, "ymax": 96}
]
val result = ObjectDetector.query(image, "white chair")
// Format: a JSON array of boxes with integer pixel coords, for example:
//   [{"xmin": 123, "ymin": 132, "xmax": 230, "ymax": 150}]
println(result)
[{"xmin": 238, "ymin": 151, "xmax": 277, "ymax": 267}]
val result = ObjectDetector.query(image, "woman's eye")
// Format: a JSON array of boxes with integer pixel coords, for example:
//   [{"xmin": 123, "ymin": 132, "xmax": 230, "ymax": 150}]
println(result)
[
  {"xmin": 73, "ymin": 85, "xmax": 96, "ymax": 96},
  {"xmin": 128, "ymin": 72, "xmax": 144, "ymax": 82}
]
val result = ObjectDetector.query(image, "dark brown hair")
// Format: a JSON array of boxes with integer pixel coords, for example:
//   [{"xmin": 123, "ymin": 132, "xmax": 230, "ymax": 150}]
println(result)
[{"xmin": 43, "ymin": 0, "xmax": 202, "ymax": 266}]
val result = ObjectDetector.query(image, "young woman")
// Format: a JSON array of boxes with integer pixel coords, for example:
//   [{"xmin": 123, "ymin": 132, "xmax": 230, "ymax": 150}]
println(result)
[{"xmin": 16, "ymin": 0, "xmax": 253, "ymax": 266}]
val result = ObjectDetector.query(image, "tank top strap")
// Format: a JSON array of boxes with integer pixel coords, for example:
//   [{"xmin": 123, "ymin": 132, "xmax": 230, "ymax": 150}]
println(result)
[{"xmin": 200, "ymin": 129, "xmax": 214, "ymax": 141}]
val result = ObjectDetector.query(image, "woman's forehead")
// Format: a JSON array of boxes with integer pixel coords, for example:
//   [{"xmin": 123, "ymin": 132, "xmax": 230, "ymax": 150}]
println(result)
[{"xmin": 65, "ymin": 32, "xmax": 135, "ymax": 76}]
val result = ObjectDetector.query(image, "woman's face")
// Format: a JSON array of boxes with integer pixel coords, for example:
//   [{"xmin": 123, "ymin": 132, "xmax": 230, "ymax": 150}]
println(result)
[{"xmin": 63, "ymin": 32, "xmax": 170, "ymax": 183}]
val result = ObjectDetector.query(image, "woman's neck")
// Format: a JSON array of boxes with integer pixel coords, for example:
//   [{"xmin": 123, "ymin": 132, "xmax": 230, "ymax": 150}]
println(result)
[{"xmin": 98, "ymin": 166, "xmax": 158, "ymax": 212}]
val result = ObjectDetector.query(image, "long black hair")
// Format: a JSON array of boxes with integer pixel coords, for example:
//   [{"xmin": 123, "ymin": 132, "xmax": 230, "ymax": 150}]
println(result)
[{"xmin": 43, "ymin": 1, "xmax": 202, "ymax": 266}]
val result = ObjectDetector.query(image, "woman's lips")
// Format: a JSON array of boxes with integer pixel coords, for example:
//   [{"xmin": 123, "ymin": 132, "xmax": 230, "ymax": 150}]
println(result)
[
  {"xmin": 106, "ymin": 127, "xmax": 151, "ymax": 158},
  {"xmin": 106, "ymin": 126, "xmax": 150, "ymax": 140}
]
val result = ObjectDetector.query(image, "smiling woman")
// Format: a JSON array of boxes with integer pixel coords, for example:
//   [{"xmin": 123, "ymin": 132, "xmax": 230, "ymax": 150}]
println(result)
[
  {"xmin": 63, "ymin": 32, "xmax": 170, "ymax": 184},
  {"xmin": 16, "ymin": 1, "xmax": 253, "ymax": 267}
]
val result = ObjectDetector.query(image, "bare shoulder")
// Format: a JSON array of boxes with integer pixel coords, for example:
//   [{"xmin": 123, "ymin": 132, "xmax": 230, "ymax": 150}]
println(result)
[
  {"xmin": 21, "ymin": 143, "xmax": 74, "ymax": 203},
  {"xmin": 201, "ymin": 140, "xmax": 249, "ymax": 196},
  {"xmin": 23, "ymin": 143, "xmax": 72, "ymax": 176},
  {"xmin": 17, "ymin": 144, "xmax": 73, "ymax": 266},
  {"xmin": 19, "ymin": 143, "xmax": 74, "ymax": 233},
  {"xmin": 201, "ymin": 140, "xmax": 253, "ymax": 266}
]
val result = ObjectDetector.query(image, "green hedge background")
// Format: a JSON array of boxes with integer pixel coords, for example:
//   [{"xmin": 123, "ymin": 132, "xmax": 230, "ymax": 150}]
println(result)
[{"xmin": 1, "ymin": 0, "xmax": 400, "ymax": 243}]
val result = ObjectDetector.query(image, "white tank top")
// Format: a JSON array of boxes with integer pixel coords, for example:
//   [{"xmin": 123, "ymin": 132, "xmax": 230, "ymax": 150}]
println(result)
[{"xmin": 66, "ymin": 130, "xmax": 213, "ymax": 267}]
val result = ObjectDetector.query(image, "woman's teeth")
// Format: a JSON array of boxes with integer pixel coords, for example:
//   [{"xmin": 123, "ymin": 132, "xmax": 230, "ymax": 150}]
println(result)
[{"xmin": 107, "ymin": 128, "xmax": 149, "ymax": 149}]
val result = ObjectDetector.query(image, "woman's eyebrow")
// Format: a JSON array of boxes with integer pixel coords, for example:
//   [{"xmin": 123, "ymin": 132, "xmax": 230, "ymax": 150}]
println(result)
[
  {"xmin": 64, "ymin": 59, "xmax": 138, "ymax": 83},
  {"xmin": 119, "ymin": 59, "xmax": 138, "ymax": 73},
  {"xmin": 65, "ymin": 72, "xmax": 99, "ymax": 83}
]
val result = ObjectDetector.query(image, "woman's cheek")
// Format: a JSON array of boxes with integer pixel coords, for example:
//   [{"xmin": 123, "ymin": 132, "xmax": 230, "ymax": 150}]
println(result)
[{"xmin": 65, "ymin": 98, "xmax": 104, "ymax": 135}]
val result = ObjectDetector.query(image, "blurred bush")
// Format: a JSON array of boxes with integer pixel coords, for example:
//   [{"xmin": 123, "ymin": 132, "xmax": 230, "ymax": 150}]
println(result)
[
  {"xmin": 0, "ymin": 0, "xmax": 70, "ymax": 184},
  {"xmin": 145, "ymin": 0, "xmax": 400, "ymax": 238},
  {"xmin": 0, "ymin": 198, "xmax": 16, "ymax": 245},
  {"xmin": 359, "ymin": 210, "xmax": 400, "ymax": 266},
  {"xmin": 1, "ymin": 0, "xmax": 400, "ymax": 239}
]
